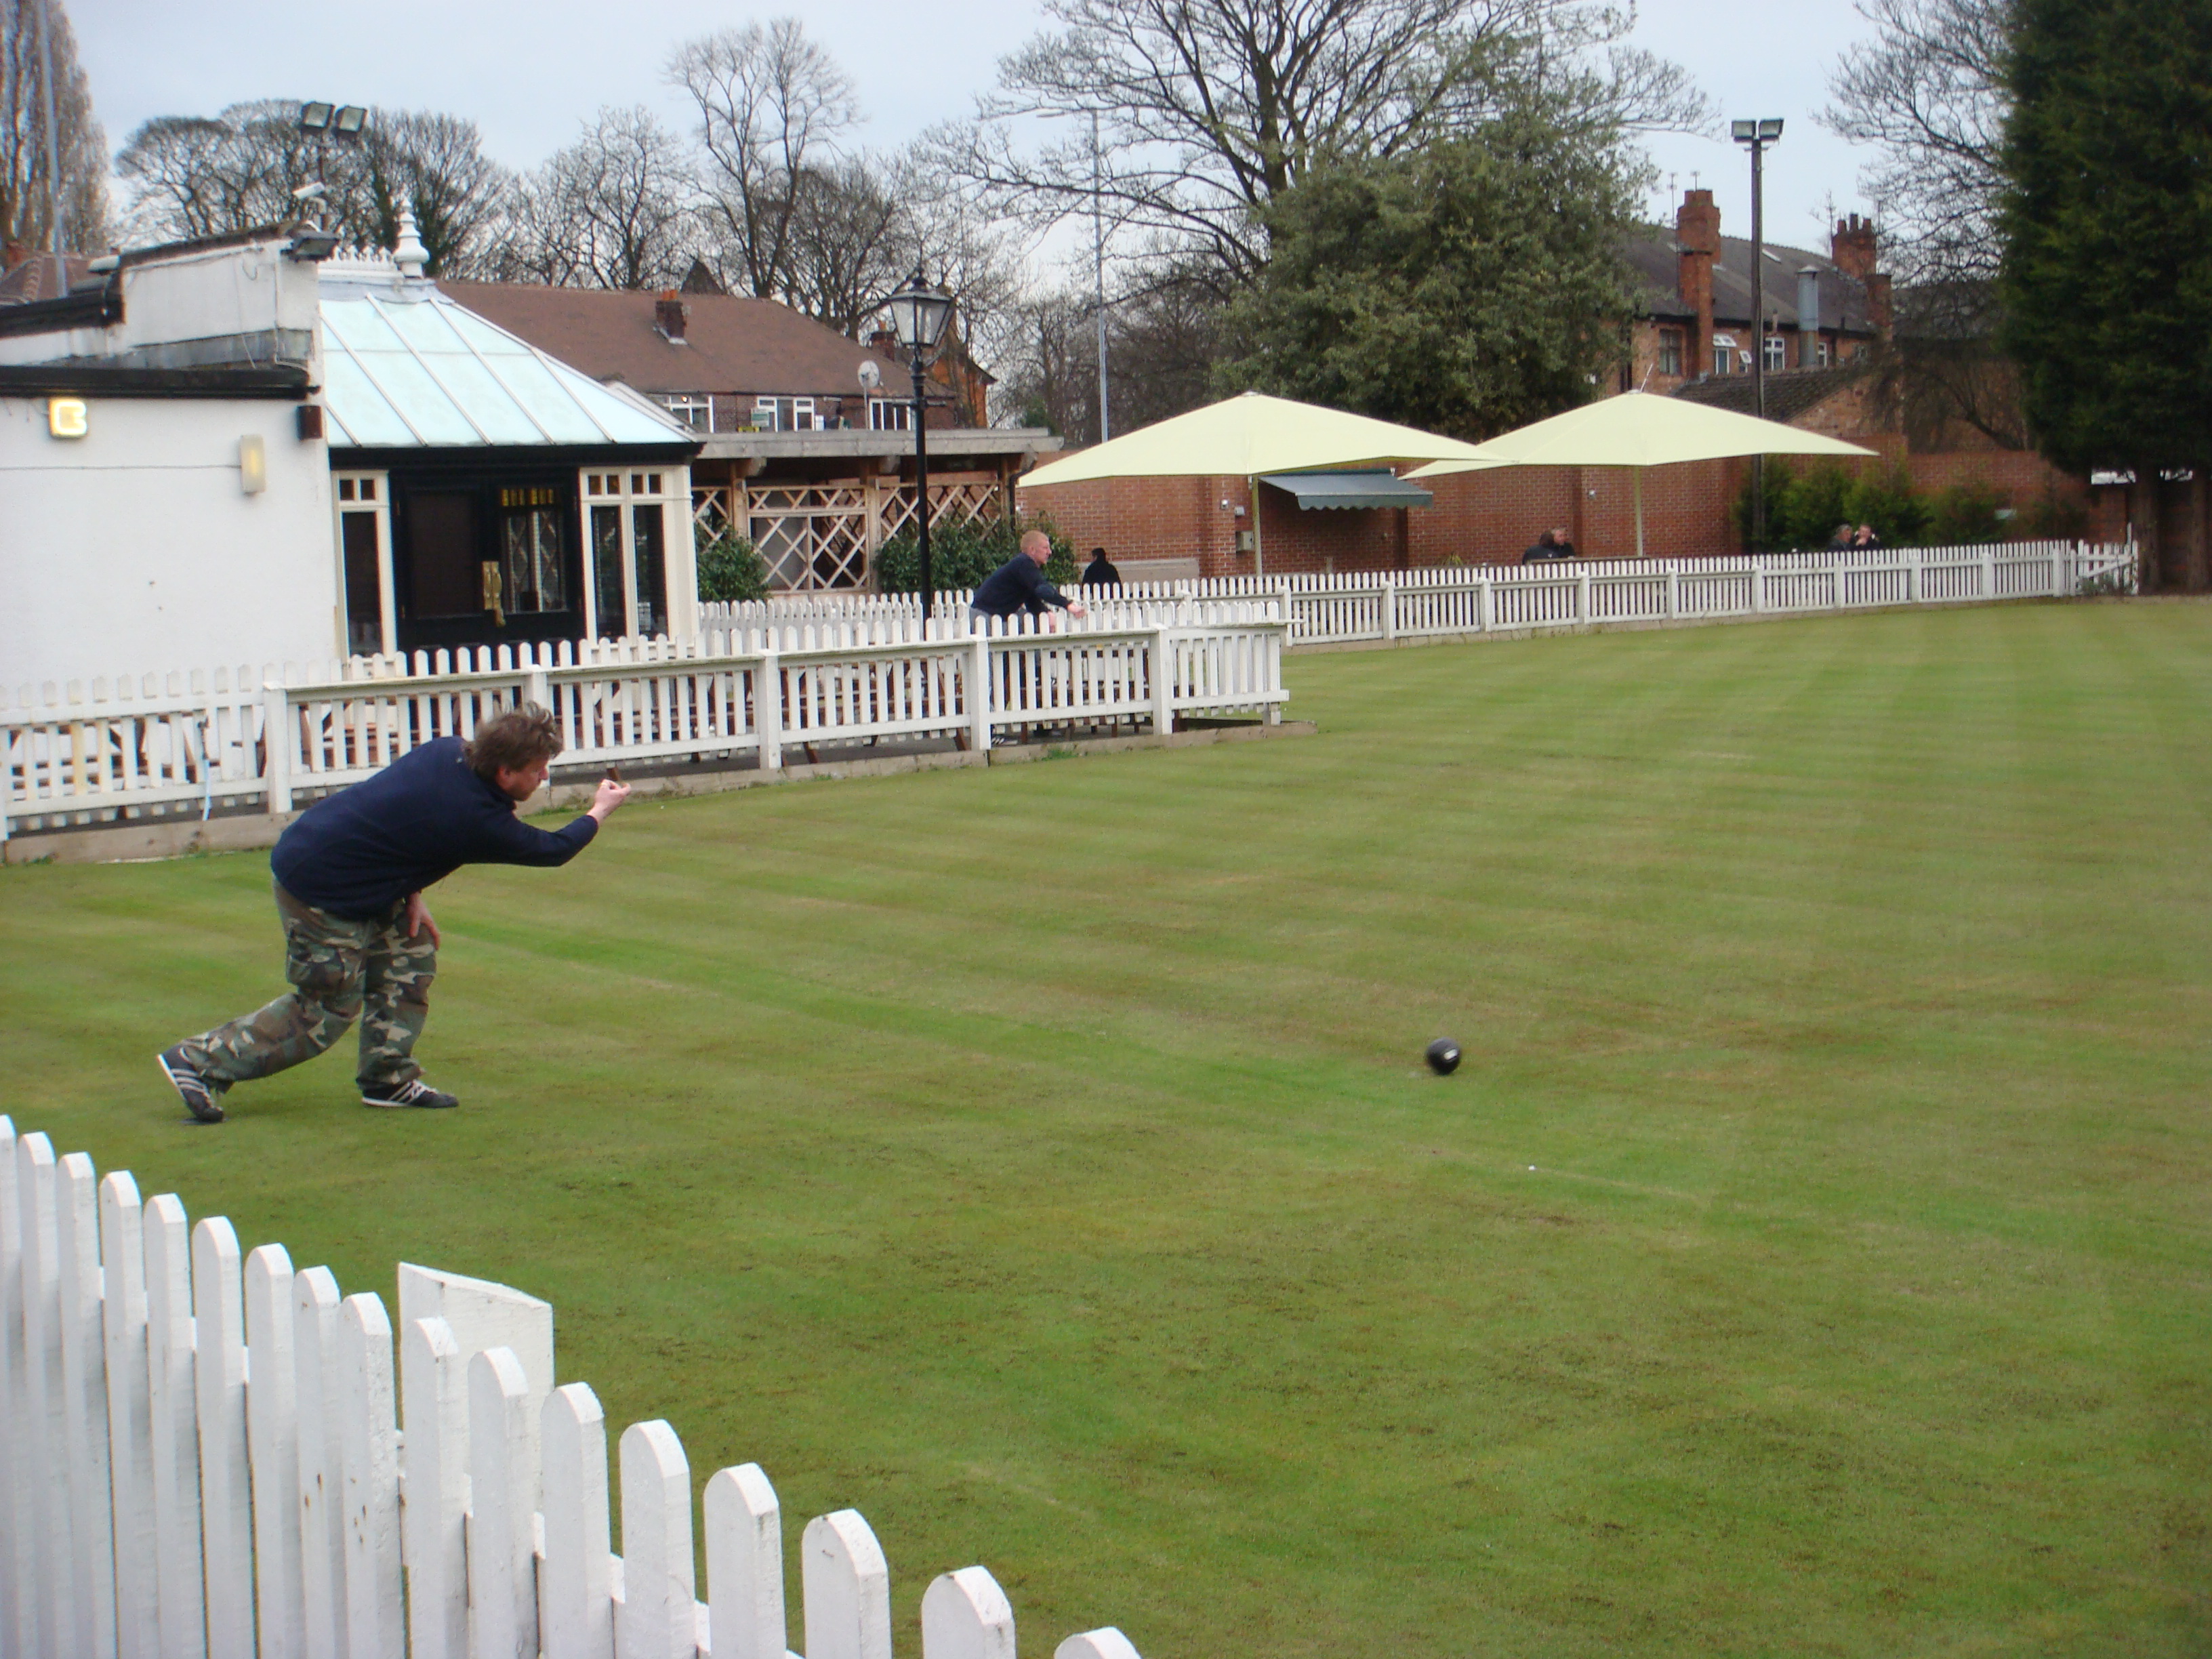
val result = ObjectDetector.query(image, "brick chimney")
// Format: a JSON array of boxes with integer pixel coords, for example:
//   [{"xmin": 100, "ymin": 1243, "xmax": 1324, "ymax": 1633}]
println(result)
[
  {"xmin": 1676, "ymin": 189, "xmax": 1720, "ymax": 380},
  {"xmin": 654, "ymin": 292, "xmax": 689, "ymax": 342},
  {"xmin": 1830, "ymin": 213, "xmax": 1878, "ymax": 282},
  {"xmin": 1868, "ymin": 272, "xmax": 1894, "ymax": 346}
]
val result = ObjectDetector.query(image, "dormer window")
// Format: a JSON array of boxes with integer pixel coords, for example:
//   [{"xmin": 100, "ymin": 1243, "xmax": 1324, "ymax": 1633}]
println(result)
[{"xmin": 754, "ymin": 396, "xmax": 817, "ymax": 432}]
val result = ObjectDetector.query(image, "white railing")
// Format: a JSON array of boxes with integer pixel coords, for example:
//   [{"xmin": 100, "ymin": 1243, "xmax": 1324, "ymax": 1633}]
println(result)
[
  {"xmin": 3, "ymin": 607, "xmax": 1289, "ymax": 836},
  {"xmin": 0, "ymin": 1115, "xmax": 1147, "ymax": 1659},
  {"xmin": 701, "ymin": 540, "xmax": 2135, "ymax": 644}
]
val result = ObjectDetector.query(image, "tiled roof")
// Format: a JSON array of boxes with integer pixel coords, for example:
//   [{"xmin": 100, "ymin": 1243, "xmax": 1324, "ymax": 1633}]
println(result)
[
  {"xmin": 0, "ymin": 252, "xmax": 96, "ymax": 305},
  {"xmin": 1670, "ymin": 363, "xmax": 1874, "ymax": 421},
  {"xmin": 1620, "ymin": 232, "xmax": 1876, "ymax": 333},
  {"xmin": 319, "ymin": 284, "xmax": 694, "ymax": 451},
  {"xmin": 437, "ymin": 281, "xmax": 886, "ymax": 400}
]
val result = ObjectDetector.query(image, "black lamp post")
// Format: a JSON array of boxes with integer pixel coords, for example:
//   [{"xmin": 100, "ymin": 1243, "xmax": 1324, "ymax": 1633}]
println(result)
[
  {"xmin": 1732, "ymin": 117, "xmax": 1783, "ymax": 552},
  {"xmin": 884, "ymin": 269, "xmax": 958, "ymax": 619}
]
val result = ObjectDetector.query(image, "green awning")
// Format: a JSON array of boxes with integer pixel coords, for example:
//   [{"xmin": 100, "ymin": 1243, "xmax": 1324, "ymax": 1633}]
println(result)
[{"xmin": 1259, "ymin": 469, "xmax": 1434, "ymax": 510}]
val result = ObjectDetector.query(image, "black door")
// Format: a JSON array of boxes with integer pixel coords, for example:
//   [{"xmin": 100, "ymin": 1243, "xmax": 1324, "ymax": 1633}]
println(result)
[{"xmin": 394, "ymin": 475, "xmax": 586, "ymax": 655}]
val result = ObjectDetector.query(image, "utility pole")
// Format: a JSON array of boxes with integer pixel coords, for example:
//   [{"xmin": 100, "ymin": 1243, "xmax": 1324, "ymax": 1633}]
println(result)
[
  {"xmin": 1732, "ymin": 119, "xmax": 1784, "ymax": 552},
  {"xmin": 1092, "ymin": 112, "xmax": 1109, "ymax": 443}
]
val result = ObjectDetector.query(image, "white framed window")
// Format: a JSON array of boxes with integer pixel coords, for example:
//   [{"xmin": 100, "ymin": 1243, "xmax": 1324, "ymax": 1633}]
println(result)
[
  {"xmin": 1711, "ymin": 333, "xmax": 1738, "ymax": 376},
  {"xmin": 581, "ymin": 468, "xmax": 683, "ymax": 639},
  {"xmin": 332, "ymin": 470, "xmax": 394, "ymax": 657},
  {"xmin": 1817, "ymin": 338, "xmax": 1832, "ymax": 367},
  {"xmin": 752, "ymin": 395, "xmax": 818, "ymax": 432},
  {"xmin": 659, "ymin": 394, "xmax": 711, "ymax": 431},
  {"xmin": 869, "ymin": 398, "xmax": 913, "ymax": 431},
  {"xmin": 1763, "ymin": 332, "xmax": 1788, "ymax": 372}
]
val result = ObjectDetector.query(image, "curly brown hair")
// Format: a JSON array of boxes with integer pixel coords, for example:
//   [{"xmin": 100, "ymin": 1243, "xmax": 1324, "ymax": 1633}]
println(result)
[{"xmin": 463, "ymin": 703, "xmax": 564, "ymax": 781}]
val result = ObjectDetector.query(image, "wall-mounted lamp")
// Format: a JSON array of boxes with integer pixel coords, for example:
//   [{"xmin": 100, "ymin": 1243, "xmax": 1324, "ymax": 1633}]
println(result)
[
  {"xmin": 240, "ymin": 434, "xmax": 268, "ymax": 495},
  {"xmin": 47, "ymin": 397, "xmax": 87, "ymax": 438}
]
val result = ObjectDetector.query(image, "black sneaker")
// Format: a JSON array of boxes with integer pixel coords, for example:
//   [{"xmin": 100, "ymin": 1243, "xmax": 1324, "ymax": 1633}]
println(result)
[
  {"xmin": 361, "ymin": 1079, "xmax": 459, "ymax": 1109},
  {"xmin": 157, "ymin": 1047, "xmax": 226, "ymax": 1124}
]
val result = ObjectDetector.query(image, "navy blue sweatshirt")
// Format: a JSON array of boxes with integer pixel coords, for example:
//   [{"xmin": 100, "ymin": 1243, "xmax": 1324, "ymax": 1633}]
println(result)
[
  {"xmin": 970, "ymin": 554, "xmax": 1071, "ymax": 617},
  {"xmin": 271, "ymin": 737, "xmax": 597, "ymax": 918}
]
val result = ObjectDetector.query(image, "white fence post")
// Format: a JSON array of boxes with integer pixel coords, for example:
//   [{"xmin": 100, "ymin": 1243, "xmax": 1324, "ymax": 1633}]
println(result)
[
  {"xmin": 1477, "ymin": 576, "xmax": 1492, "ymax": 634},
  {"xmin": 705, "ymin": 1463, "xmax": 785, "ymax": 1659},
  {"xmin": 247, "ymin": 1242, "xmax": 307, "ymax": 1659},
  {"xmin": 468, "ymin": 1347, "xmax": 539, "ymax": 1659},
  {"xmin": 2049, "ymin": 541, "xmax": 2064, "ymax": 596},
  {"xmin": 58, "ymin": 1152, "xmax": 119, "ymax": 1659},
  {"xmin": 1056, "ymin": 1631, "xmax": 1144, "ymax": 1659},
  {"xmin": 970, "ymin": 632, "xmax": 993, "ymax": 752},
  {"xmin": 143, "ymin": 1193, "xmax": 208, "ymax": 1659},
  {"xmin": 1380, "ymin": 575, "xmax": 1397, "ymax": 642},
  {"xmin": 192, "ymin": 1216, "xmax": 256, "ymax": 1659},
  {"xmin": 1979, "ymin": 543, "xmax": 1996, "ymax": 598},
  {"xmin": 403, "ymin": 1313, "xmax": 470, "ymax": 1659},
  {"xmin": 19, "ymin": 1132, "xmax": 72, "ymax": 1658},
  {"xmin": 802, "ymin": 1509, "xmax": 892, "ymax": 1659},
  {"xmin": 921, "ymin": 1567, "xmax": 1015, "ymax": 1659},
  {"xmin": 293, "ymin": 1266, "xmax": 350, "ymax": 1659},
  {"xmin": 1576, "ymin": 568, "xmax": 1591, "ymax": 626},
  {"xmin": 756, "ymin": 649, "xmax": 782, "ymax": 771},
  {"xmin": 99, "ymin": 1171, "xmax": 160, "ymax": 1659},
  {"xmin": 1149, "ymin": 628, "xmax": 1176, "ymax": 739},
  {"xmin": 339, "ymin": 1292, "xmax": 404, "ymax": 1659},
  {"xmin": 617, "ymin": 1420, "xmax": 695, "ymax": 1659},
  {"xmin": 0, "ymin": 1117, "xmax": 25, "ymax": 1659},
  {"xmin": 542, "ymin": 1382, "xmax": 615, "ymax": 1659},
  {"xmin": 266, "ymin": 681, "xmax": 293, "ymax": 814},
  {"xmin": 1748, "ymin": 561, "xmax": 1765, "ymax": 615}
]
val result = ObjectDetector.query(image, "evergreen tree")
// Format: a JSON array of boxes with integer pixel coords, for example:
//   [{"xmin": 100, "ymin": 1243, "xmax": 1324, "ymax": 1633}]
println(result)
[
  {"xmin": 1215, "ymin": 112, "xmax": 1638, "ymax": 438},
  {"xmin": 1997, "ymin": 0, "xmax": 2212, "ymax": 582}
]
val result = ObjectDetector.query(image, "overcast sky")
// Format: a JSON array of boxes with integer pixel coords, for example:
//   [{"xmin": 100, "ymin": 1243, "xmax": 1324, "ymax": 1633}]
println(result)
[{"xmin": 75, "ymin": 0, "xmax": 1882, "ymax": 264}]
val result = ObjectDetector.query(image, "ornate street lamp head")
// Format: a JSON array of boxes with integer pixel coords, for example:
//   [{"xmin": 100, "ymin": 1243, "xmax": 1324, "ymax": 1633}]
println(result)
[{"xmin": 885, "ymin": 269, "xmax": 956, "ymax": 359}]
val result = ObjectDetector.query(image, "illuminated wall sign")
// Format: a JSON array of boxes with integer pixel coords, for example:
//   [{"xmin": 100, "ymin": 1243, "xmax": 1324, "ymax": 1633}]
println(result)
[{"xmin": 47, "ymin": 398, "xmax": 87, "ymax": 438}]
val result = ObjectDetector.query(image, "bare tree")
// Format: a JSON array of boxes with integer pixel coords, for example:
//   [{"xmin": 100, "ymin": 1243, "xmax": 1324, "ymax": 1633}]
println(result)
[
  {"xmin": 670, "ymin": 18, "xmax": 860, "ymax": 304},
  {"xmin": 493, "ymin": 106, "xmax": 693, "ymax": 290},
  {"xmin": 117, "ymin": 100, "xmax": 508, "ymax": 273},
  {"xmin": 1, "ymin": 0, "xmax": 110, "ymax": 254},
  {"xmin": 930, "ymin": 0, "xmax": 1706, "ymax": 281},
  {"xmin": 1823, "ymin": 0, "xmax": 2009, "ymax": 283}
]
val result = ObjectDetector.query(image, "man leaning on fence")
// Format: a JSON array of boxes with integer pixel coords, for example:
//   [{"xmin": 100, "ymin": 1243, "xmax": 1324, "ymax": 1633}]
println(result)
[
  {"xmin": 157, "ymin": 705, "xmax": 630, "ymax": 1123},
  {"xmin": 970, "ymin": 530, "xmax": 1088, "ymax": 626}
]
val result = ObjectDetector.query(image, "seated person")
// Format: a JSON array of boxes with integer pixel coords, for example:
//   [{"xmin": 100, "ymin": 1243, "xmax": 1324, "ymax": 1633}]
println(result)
[
  {"xmin": 1081, "ymin": 546, "xmax": 1123, "ymax": 586},
  {"xmin": 970, "ymin": 531, "xmax": 1087, "ymax": 623},
  {"xmin": 1551, "ymin": 527, "xmax": 1578, "ymax": 559},
  {"xmin": 1828, "ymin": 523, "xmax": 1856, "ymax": 550},
  {"xmin": 1521, "ymin": 529, "xmax": 1558, "ymax": 563}
]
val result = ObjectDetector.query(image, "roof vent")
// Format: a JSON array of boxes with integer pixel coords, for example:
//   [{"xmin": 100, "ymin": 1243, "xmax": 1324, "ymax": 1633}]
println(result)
[{"xmin": 655, "ymin": 293, "xmax": 689, "ymax": 343}]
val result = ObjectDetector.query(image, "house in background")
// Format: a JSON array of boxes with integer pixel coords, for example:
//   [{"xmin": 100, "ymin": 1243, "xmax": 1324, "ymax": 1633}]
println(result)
[
  {"xmin": 443, "ymin": 279, "xmax": 1059, "ymax": 592},
  {"xmin": 0, "ymin": 224, "xmax": 702, "ymax": 689},
  {"xmin": 1620, "ymin": 191, "xmax": 1890, "ymax": 403}
]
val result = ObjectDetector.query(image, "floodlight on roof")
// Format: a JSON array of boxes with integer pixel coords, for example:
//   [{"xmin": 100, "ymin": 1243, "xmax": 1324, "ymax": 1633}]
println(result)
[
  {"xmin": 333, "ymin": 105, "xmax": 368, "ymax": 138},
  {"xmin": 300, "ymin": 102, "xmax": 335, "ymax": 132},
  {"xmin": 1729, "ymin": 119, "xmax": 1755, "ymax": 142},
  {"xmin": 1759, "ymin": 118, "xmax": 1784, "ymax": 140}
]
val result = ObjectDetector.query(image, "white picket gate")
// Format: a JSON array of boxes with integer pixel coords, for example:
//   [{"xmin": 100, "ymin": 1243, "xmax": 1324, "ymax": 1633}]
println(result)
[
  {"xmin": 0, "ymin": 1117, "xmax": 1145, "ymax": 1659},
  {"xmin": 1, "ymin": 607, "xmax": 1289, "ymax": 837}
]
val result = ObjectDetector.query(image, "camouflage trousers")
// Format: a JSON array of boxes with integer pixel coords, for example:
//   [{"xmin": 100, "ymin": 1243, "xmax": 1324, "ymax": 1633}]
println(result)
[{"xmin": 176, "ymin": 882, "xmax": 436, "ymax": 1093}]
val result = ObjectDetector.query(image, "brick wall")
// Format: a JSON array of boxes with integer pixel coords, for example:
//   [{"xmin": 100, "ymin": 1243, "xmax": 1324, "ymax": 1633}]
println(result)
[{"xmin": 1021, "ymin": 445, "xmax": 2100, "ymax": 573}]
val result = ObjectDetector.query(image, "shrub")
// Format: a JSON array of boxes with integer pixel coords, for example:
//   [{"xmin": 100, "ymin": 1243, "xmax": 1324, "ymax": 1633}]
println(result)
[
  {"xmin": 2021, "ymin": 485, "xmax": 2091, "ymax": 540},
  {"xmin": 695, "ymin": 526, "xmax": 769, "ymax": 603},
  {"xmin": 874, "ymin": 514, "xmax": 1076, "ymax": 594},
  {"xmin": 1840, "ymin": 466, "xmax": 1931, "ymax": 548},
  {"xmin": 1925, "ymin": 482, "xmax": 2007, "ymax": 546}
]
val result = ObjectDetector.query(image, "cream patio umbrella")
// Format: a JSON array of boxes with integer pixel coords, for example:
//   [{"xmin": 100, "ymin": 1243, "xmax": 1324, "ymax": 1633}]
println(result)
[
  {"xmin": 1016, "ymin": 390, "xmax": 1502, "ymax": 575},
  {"xmin": 1408, "ymin": 390, "xmax": 1877, "ymax": 557}
]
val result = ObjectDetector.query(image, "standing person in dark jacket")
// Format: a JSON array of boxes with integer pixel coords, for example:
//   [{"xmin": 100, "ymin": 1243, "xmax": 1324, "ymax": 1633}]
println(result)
[
  {"xmin": 156, "ymin": 705, "xmax": 630, "ymax": 1122},
  {"xmin": 970, "ymin": 530, "xmax": 1088, "ymax": 623},
  {"xmin": 1080, "ymin": 546, "xmax": 1122, "ymax": 587},
  {"xmin": 1521, "ymin": 530, "xmax": 1559, "ymax": 563}
]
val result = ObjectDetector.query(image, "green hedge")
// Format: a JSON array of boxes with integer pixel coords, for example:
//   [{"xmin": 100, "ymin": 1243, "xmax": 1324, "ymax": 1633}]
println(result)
[
  {"xmin": 874, "ymin": 515, "xmax": 1077, "ymax": 594},
  {"xmin": 1734, "ymin": 460, "xmax": 2089, "ymax": 551}
]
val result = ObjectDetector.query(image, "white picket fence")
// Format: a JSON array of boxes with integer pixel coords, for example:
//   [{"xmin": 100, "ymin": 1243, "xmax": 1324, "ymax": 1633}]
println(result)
[
  {"xmin": 0, "ymin": 1115, "xmax": 1147, "ymax": 1659},
  {"xmin": 1, "ymin": 607, "xmax": 1288, "ymax": 836},
  {"xmin": 698, "ymin": 540, "xmax": 2137, "ymax": 649}
]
